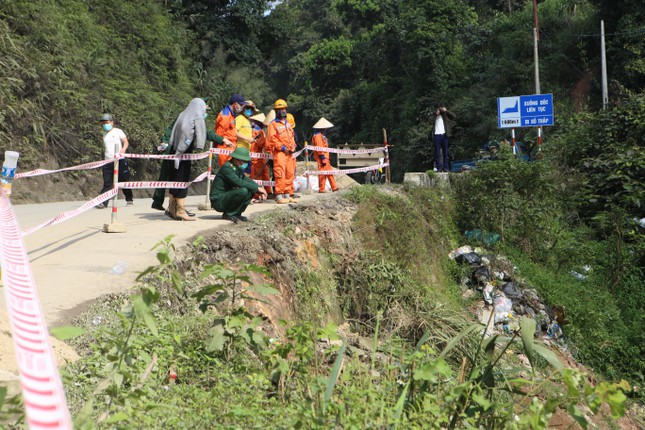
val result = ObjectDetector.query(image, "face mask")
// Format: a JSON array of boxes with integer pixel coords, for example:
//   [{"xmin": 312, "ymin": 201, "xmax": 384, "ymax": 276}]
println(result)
[
  {"xmin": 277, "ymin": 110, "xmax": 287, "ymax": 119},
  {"xmin": 239, "ymin": 162, "xmax": 248, "ymax": 170},
  {"xmin": 102, "ymin": 124, "xmax": 113, "ymax": 132},
  {"xmin": 244, "ymin": 109, "xmax": 253, "ymax": 117},
  {"xmin": 204, "ymin": 113, "xmax": 208, "ymax": 119},
  {"xmin": 234, "ymin": 105, "xmax": 243, "ymax": 114}
]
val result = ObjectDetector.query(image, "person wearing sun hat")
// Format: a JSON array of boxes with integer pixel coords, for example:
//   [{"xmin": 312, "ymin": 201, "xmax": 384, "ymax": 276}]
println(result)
[
  {"xmin": 235, "ymin": 100, "xmax": 258, "ymax": 152},
  {"xmin": 209, "ymin": 146, "xmax": 267, "ymax": 223},
  {"xmin": 312, "ymin": 117, "xmax": 339, "ymax": 193}
]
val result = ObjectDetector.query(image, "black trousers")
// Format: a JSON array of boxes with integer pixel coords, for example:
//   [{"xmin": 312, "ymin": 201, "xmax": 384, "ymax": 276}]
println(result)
[
  {"xmin": 434, "ymin": 133, "xmax": 449, "ymax": 171},
  {"xmin": 169, "ymin": 160, "xmax": 191, "ymax": 198},
  {"xmin": 100, "ymin": 160, "xmax": 133, "ymax": 203}
]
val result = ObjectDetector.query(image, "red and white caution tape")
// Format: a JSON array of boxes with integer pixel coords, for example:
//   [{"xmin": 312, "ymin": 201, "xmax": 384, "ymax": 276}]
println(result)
[
  {"xmin": 15, "ymin": 159, "xmax": 114, "ymax": 179},
  {"xmin": 124, "ymin": 152, "xmax": 210, "ymax": 161},
  {"xmin": 210, "ymin": 148, "xmax": 274, "ymax": 160},
  {"xmin": 305, "ymin": 162, "xmax": 389, "ymax": 176},
  {"xmin": 0, "ymin": 191, "xmax": 73, "ymax": 429},
  {"xmin": 21, "ymin": 189, "xmax": 118, "ymax": 237},
  {"xmin": 117, "ymin": 171, "xmax": 211, "ymax": 190},
  {"xmin": 16, "ymin": 145, "xmax": 387, "ymax": 180},
  {"xmin": 305, "ymin": 145, "xmax": 386, "ymax": 155}
]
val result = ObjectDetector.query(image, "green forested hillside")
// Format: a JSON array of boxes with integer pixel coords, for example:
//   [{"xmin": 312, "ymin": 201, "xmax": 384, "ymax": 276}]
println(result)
[{"xmin": 1, "ymin": 1, "xmax": 643, "ymax": 170}]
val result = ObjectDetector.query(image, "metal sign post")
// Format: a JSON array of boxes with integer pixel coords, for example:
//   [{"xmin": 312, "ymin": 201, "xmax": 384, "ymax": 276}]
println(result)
[
  {"xmin": 198, "ymin": 141, "xmax": 214, "ymax": 210},
  {"xmin": 303, "ymin": 141, "xmax": 313, "ymax": 195},
  {"xmin": 383, "ymin": 128, "xmax": 391, "ymax": 184},
  {"xmin": 104, "ymin": 144, "xmax": 127, "ymax": 232}
]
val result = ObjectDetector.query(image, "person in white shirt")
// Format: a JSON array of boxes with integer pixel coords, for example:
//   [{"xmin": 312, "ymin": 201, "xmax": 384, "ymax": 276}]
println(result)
[
  {"xmin": 432, "ymin": 104, "xmax": 457, "ymax": 172},
  {"xmin": 97, "ymin": 113, "xmax": 133, "ymax": 208}
]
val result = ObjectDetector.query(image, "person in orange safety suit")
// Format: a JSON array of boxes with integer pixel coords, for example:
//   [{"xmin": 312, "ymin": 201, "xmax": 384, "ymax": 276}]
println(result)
[
  {"xmin": 265, "ymin": 99, "xmax": 297, "ymax": 204},
  {"xmin": 312, "ymin": 117, "xmax": 339, "ymax": 193},
  {"xmin": 215, "ymin": 93, "xmax": 245, "ymax": 168},
  {"xmin": 249, "ymin": 112, "xmax": 272, "ymax": 199},
  {"xmin": 286, "ymin": 113, "xmax": 300, "ymax": 200}
]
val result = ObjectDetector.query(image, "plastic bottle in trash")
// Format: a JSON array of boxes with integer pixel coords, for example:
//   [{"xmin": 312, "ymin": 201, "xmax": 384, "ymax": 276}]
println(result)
[
  {"xmin": 1, "ymin": 151, "xmax": 20, "ymax": 197},
  {"xmin": 169, "ymin": 366, "xmax": 177, "ymax": 385}
]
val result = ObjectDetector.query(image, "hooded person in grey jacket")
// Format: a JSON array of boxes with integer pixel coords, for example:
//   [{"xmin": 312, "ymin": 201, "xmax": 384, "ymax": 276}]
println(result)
[{"xmin": 167, "ymin": 98, "xmax": 208, "ymax": 221}]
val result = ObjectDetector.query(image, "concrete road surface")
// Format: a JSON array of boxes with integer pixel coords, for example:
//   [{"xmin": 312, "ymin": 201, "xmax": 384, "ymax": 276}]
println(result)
[{"xmin": 1, "ymin": 194, "xmax": 316, "ymax": 327}]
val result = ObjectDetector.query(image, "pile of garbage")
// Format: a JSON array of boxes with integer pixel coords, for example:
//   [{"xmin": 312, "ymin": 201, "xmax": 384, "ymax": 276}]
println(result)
[{"xmin": 449, "ymin": 245, "xmax": 564, "ymax": 339}]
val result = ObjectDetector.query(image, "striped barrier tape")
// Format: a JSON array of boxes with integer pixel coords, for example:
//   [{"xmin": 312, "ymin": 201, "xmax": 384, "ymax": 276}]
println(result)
[
  {"xmin": 21, "ymin": 188, "xmax": 119, "ymax": 237},
  {"xmin": 124, "ymin": 152, "xmax": 210, "ymax": 161},
  {"xmin": 117, "ymin": 170, "xmax": 211, "ymax": 190},
  {"xmin": 305, "ymin": 145, "xmax": 387, "ymax": 155},
  {"xmin": 21, "ymin": 169, "xmax": 210, "ymax": 236},
  {"xmin": 19, "ymin": 159, "xmax": 387, "ymax": 237},
  {"xmin": 207, "ymin": 174, "xmax": 276, "ymax": 187},
  {"xmin": 15, "ymin": 159, "xmax": 114, "ymax": 179},
  {"xmin": 305, "ymin": 162, "xmax": 389, "ymax": 176},
  {"xmin": 0, "ymin": 191, "xmax": 73, "ymax": 429},
  {"xmin": 15, "ymin": 145, "xmax": 387, "ymax": 180}
]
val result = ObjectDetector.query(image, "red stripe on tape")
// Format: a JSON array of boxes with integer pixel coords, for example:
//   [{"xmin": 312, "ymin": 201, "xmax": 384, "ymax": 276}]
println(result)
[
  {"xmin": 14, "ymin": 338, "xmax": 46, "ymax": 354},
  {"xmin": 0, "ymin": 190, "xmax": 73, "ymax": 429},
  {"xmin": 28, "ymin": 418, "xmax": 62, "ymax": 429},
  {"xmin": 24, "ymin": 400, "xmax": 59, "ymax": 411},
  {"xmin": 12, "ymin": 313, "xmax": 40, "ymax": 326},
  {"xmin": 22, "ymin": 384, "xmax": 55, "ymax": 396}
]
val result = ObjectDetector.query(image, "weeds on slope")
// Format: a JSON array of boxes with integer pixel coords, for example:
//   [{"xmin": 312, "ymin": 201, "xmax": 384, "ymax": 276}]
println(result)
[{"xmin": 38, "ymin": 189, "xmax": 629, "ymax": 429}]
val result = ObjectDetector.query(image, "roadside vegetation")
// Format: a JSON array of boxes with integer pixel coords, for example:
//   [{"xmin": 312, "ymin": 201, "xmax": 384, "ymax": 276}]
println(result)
[
  {"xmin": 0, "ymin": 187, "xmax": 633, "ymax": 428},
  {"xmin": 0, "ymin": 0, "xmax": 642, "ymax": 427}
]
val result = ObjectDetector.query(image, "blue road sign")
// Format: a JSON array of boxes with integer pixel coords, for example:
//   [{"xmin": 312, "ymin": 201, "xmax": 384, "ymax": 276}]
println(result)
[{"xmin": 498, "ymin": 94, "xmax": 554, "ymax": 128}]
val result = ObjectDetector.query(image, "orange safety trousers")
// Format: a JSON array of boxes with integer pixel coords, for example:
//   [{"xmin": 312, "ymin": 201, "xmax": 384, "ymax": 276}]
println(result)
[
  {"xmin": 273, "ymin": 151, "xmax": 294, "ymax": 195},
  {"xmin": 317, "ymin": 161, "xmax": 337, "ymax": 192},
  {"xmin": 251, "ymin": 158, "xmax": 272, "ymax": 195}
]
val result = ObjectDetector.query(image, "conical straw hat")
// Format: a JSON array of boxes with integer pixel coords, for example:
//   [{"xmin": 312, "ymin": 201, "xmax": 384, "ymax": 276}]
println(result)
[
  {"xmin": 263, "ymin": 109, "xmax": 276, "ymax": 126},
  {"xmin": 244, "ymin": 100, "xmax": 259, "ymax": 114},
  {"xmin": 313, "ymin": 117, "xmax": 334, "ymax": 129},
  {"xmin": 250, "ymin": 112, "xmax": 266, "ymax": 123}
]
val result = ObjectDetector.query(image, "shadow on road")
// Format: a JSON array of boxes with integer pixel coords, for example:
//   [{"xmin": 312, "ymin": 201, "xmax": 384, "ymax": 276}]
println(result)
[{"xmin": 28, "ymin": 229, "xmax": 102, "ymax": 262}]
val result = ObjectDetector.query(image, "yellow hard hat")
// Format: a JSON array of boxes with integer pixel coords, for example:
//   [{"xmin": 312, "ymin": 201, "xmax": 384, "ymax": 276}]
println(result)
[
  {"xmin": 274, "ymin": 99, "xmax": 288, "ymax": 109},
  {"xmin": 286, "ymin": 113, "xmax": 296, "ymax": 129}
]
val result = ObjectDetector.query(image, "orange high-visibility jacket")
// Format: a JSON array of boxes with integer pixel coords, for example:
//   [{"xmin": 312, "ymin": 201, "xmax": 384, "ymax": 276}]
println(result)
[
  {"xmin": 251, "ymin": 126, "xmax": 266, "ymax": 153},
  {"xmin": 215, "ymin": 105, "xmax": 237, "ymax": 144},
  {"xmin": 266, "ymin": 119, "xmax": 295, "ymax": 153},
  {"xmin": 312, "ymin": 132, "xmax": 329, "ymax": 164}
]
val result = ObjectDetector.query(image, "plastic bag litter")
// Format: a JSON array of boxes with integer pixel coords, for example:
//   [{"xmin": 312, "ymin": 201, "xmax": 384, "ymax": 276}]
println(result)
[
  {"xmin": 473, "ymin": 266, "xmax": 491, "ymax": 284},
  {"xmin": 449, "ymin": 245, "xmax": 473, "ymax": 260},
  {"xmin": 547, "ymin": 323, "xmax": 563, "ymax": 339},
  {"xmin": 493, "ymin": 295, "xmax": 513, "ymax": 323},
  {"xmin": 456, "ymin": 252, "xmax": 481, "ymax": 265},
  {"xmin": 502, "ymin": 282, "xmax": 522, "ymax": 300},
  {"xmin": 483, "ymin": 282, "xmax": 494, "ymax": 304},
  {"xmin": 109, "ymin": 261, "xmax": 128, "ymax": 275},
  {"xmin": 464, "ymin": 229, "xmax": 501, "ymax": 246},
  {"xmin": 293, "ymin": 175, "xmax": 330, "ymax": 192}
]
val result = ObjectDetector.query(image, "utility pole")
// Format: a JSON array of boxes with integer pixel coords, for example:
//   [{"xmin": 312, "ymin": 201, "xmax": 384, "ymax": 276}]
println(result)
[
  {"xmin": 534, "ymin": 26, "xmax": 543, "ymax": 153},
  {"xmin": 601, "ymin": 20, "xmax": 609, "ymax": 110}
]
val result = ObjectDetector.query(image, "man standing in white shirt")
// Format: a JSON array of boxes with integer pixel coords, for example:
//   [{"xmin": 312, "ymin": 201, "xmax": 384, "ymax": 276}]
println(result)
[
  {"xmin": 97, "ymin": 113, "xmax": 133, "ymax": 208},
  {"xmin": 432, "ymin": 104, "xmax": 457, "ymax": 172}
]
